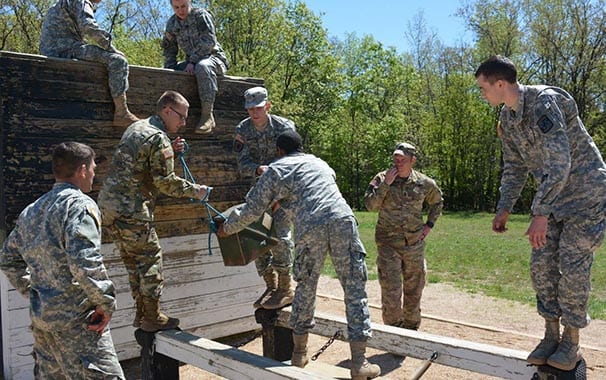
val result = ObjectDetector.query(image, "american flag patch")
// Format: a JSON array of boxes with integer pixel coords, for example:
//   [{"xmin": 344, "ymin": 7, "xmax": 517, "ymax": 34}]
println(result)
[{"xmin": 162, "ymin": 147, "xmax": 174, "ymax": 159}]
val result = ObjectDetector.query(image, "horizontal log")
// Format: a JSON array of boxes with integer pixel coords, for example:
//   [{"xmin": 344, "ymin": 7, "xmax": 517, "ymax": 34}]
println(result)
[
  {"xmin": 155, "ymin": 329, "xmax": 334, "ymax": 380},
  {"xmin": 275, "ymin": 308, "xmax": 536, "ymax": 380}
]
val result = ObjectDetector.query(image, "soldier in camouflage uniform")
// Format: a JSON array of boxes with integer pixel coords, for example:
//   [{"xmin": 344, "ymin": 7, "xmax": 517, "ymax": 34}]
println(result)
[
  {"xmin": 39, "ymin": 0, "xmax": 139, "ymax": 127},
  {"xmin": 162, "ymin": 0, "xmax": 229, "ymax": 134},
  {"xmin": 364, "ymin": 142, "xmax": 443, "ymax": 331},
  {"xmin": 98, "ymin": 91, "xmax": 210, "ymax": 332},
  {"xmin": 218, "ymin": 130, "xmax": 381, "ymax": 380},
  {"xmin": 0, "ymin": 142, "xmax": 124, "ymax": 379},
  {"xmin": 475, "ymin": 55, "xmax": 606, "ymax": 371},
  {"xmin": 233, "ymin": 87, "xmax": 295, "ymax": 310}
]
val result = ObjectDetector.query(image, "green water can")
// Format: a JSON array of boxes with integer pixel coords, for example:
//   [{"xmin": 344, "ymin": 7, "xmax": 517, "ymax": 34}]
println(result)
[{"xmin": 216, "ymin": 204, "xmax": 279, "ymax": 266}]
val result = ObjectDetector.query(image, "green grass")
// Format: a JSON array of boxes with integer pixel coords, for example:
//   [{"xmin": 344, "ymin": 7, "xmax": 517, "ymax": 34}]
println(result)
[{"xmin": 322, "ymin": 211, "xmax": 606, "ymax": 321}]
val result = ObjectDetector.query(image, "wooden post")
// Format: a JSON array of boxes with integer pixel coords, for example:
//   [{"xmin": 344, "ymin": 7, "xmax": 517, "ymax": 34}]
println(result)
[
  {"xmin": 135, "ymin": 329, "xmax": 180, "ymax": 380},
  {"xmin": 255, "ymin": 308, "xmax": 293, "ymax": 362}
]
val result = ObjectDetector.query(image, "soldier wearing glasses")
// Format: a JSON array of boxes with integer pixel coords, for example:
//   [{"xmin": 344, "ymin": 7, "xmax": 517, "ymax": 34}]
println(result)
[{"xmin": 98, "ymin": 90, "xmax": 210, "ymax": 332}]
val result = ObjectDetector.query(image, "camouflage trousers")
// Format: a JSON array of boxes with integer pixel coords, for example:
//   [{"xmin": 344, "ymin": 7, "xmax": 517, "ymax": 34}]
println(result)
[
  {"xmin": 176, "ymin": 56, "xmax": 227, "ymax": 103},
  {"xmin": 255, "ymin": 206, "xmax": 294, "ymax": 276},
  {"xmin": 108, "ymin": 218, "xmax": 164, "ymax": 301},
  {"xmin": 376, "ymin": 238, "xmax": 426, "ymax": 328},
  {"xmin": 291, "ymin": 216, "xmax": 372, "ymax": 342},
  {"xmin": 32, "ymin": 324, "xmax": 124, "ymax": 379},
  {"xmin": 531, "ymin": 214, "xmax": 605, "ymax": 328},
  {"xmin": 64, "ymin": 44, "xmax": 129, "ymax": 98}
]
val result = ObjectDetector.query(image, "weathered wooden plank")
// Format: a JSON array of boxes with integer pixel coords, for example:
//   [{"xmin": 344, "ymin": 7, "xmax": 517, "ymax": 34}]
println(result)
[
  {"xmin": 276, "ymin": 308, "xmax": 536, "ymax": 380},
  {"xmin": 0, "ymin": 50, "xmax": 262, "ymax": 112},
  {"xmin": 1, "ymin": 50, "xmax": 265, "ymax": 379},
  {"xmin": 155, "ymin": 329, "xmax": 335, "ymax": 380}
]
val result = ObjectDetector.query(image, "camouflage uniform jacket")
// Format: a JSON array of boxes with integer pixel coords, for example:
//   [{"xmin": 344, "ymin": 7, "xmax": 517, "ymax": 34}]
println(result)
[
  {"xmin": 98, "ymin": 115, "xmax": 202, "ymax": 223},
  {"xmin": 223, "ymin": 152, "xmax": 352, "ymax": 241},
  {"xmin": 234, "ymin": 114, "xmax": 296, "ymax": 178},
  {"xmin": 39, "ymin": 0, "xmax": 115, "ymax": 56},
  {"xmin": 162, "ymin": 7, "xmax": 228, "ymax": 69},
  {"xmin": 498, "ymin": 85, "xmax": 606, "ymax": 220},
  {"xmin": 0, "ymin": 182, "xmax": 116, "ymax": 331},
  {"xmin": 365, "ymin": 169, "xmax": 443, "ymax": 241}
]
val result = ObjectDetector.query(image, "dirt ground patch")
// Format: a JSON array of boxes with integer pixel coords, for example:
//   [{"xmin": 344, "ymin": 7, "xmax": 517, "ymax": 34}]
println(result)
[{"xmin": 122, "ymin": 275, "xmax": 606, "ymax": 379}]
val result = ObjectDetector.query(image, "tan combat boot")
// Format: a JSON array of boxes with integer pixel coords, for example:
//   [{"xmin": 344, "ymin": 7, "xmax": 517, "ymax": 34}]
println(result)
[
  {"xmin": 132, "ymin": 295, "xmax": 143, "ymax": 328},
  {"xmin": 112, "ymin": 93, "xmax": 139, "ymax": 127},
  {"xmin": 140, "ymin": 296, "xmax": 180, "ymax": 332},
  {"xmin": 195, "ymin": 102, "xmax": 215, "ymax": 134},
  {"xmin": 527, "ymin": 318, "xmax": 560, "ymax": 365},
  {"xmin": 291, "ymin": 333, "xmax": 309, "ymax": 368},
  {"xmin": 262, "ymin": 272, "xmax": 294, "ymax": 309},
  {"xmin": 547, "ymin": 325, "xmax": 582, "ymax": 370},
  {"xmin": 253, "ymin": 270, "xmax": 277, "ymax": 309},
  {"xmin": 350, "ymin": 341, "xmax": 381, "ymax": 380}
]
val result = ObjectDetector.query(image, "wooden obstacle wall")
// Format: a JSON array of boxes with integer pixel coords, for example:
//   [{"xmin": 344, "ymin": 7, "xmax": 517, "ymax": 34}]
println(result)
[{"xmin": 0, "ymin": 50, "xmax": 263, "ymax": 379}]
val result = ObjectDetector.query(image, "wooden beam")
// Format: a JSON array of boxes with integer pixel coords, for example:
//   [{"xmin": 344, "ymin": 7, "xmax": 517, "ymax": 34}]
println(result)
[
  {"xmin": 154, "ymin": 329, "xmax": 335, "ymax": 380},
  {"xmin": 275, "ymin": 308, "xmax": 536, "ymax": 380}
]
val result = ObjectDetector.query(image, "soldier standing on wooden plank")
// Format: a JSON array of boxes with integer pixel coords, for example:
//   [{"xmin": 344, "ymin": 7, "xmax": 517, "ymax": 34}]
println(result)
[
  {"xmin": 475, "ymin": 55, "xmax": 606, "ymax": 371},
  {"xmin": 0, "ymin": 142, "xmax": 125, "ymax": 379},
  {"xmin": 162, "ymin": 0, "xmax": 229, "ymax": 135},
  {"xmin": 218, "ymin": 130, "xmax": 381, "ymax": 380},
  {"xmin": 364, "ymin": 142, "xmax": 443, "ymax": 331},
  {"xmin": 98, "ymin": 91, "xmax": 210, "ymax": 332},
  {"xmin": 39, "ymin": 0, "xmax": 139, "ymax": 127},
  {"xmin": 233, "ymin": 87, "xmax": 295, "ymax": 310}
]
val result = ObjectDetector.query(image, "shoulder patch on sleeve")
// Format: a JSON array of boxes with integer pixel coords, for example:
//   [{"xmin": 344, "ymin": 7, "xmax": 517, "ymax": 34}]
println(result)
[
  {"xmin": 161, "ymin": 147, "xmax": 174, "ymax": 159},
  {"xmin": 86, "ymin": 203, "xmax": 101, "ymax": 228},
  {"xmin": 233, "ymin": 134, "xmax": 245, "ymax": 152},
  {"xmin": 537, "ymin": 114, "xmax": 554, "ymax": 133}
]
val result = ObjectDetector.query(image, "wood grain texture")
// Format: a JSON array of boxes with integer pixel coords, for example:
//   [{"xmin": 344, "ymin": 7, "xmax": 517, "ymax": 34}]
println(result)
[{"xmin": 1, "ymin": 51, "xmax": 265, "ymax": 380}]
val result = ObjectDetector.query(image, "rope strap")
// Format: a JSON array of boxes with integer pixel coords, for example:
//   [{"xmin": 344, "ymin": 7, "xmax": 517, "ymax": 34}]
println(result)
[{"xmin": 177, "ymin": 141, "xmax": 225, "ymax": 255}]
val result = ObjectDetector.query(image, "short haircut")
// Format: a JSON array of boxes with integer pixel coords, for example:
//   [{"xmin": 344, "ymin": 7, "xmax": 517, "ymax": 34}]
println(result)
[
  {"xmin": 157, "ymin": 90, "xmax": 189, "ymax": 113},
  {"xmin": 276, "ymin": 130, "xmax": 304, "ymax": 154},
  {"xmin": 52, "ymin": 142, "xmax": 95, "ymax": 179},
  {"xmin": 475, "ymin": 55, "xmax": 517, "ymax": 84}
]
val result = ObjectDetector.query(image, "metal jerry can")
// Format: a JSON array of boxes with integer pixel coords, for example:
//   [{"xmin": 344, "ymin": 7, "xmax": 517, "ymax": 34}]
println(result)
[{"xmin": 215, "ymin": 203, "xmax": 279, "ymax": 266}]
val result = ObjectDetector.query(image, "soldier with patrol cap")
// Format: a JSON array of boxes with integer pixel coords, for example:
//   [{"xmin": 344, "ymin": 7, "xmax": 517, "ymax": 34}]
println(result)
[
  {"xmin": 476, "ymin": 55, "xmax": 606, "ymax": 371},
  {"xmin": 364, "ymin": 142, "xmax": 443, "ymax": 331},
  {"xmin": 232, "ymin": 86, "xmax": 296, "ymax": 309}
]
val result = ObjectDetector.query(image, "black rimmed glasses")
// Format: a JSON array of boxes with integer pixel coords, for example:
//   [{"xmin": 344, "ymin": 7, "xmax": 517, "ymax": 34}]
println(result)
[{"xmin": 169, "ymin": 106, "xmax": 187, "ymax": 121}]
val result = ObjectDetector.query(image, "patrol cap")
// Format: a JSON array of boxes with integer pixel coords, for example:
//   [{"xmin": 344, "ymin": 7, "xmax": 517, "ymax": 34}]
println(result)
[
  {"xmin": 393, "ymin": 142, "xmax": 416, "ymax": 156},
  {"xmin": 244, "ymin": 86, "xmax": 268, "ymax": 109},
  {"xmin": 276, "ymin": 130, "xmax": 303, "ymax": 153}
]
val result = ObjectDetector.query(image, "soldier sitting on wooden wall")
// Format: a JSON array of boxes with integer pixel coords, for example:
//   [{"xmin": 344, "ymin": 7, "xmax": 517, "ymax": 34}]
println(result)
[{"xmin": 39, "ymin": 0, "xmax": 139, "ymax": 127}]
